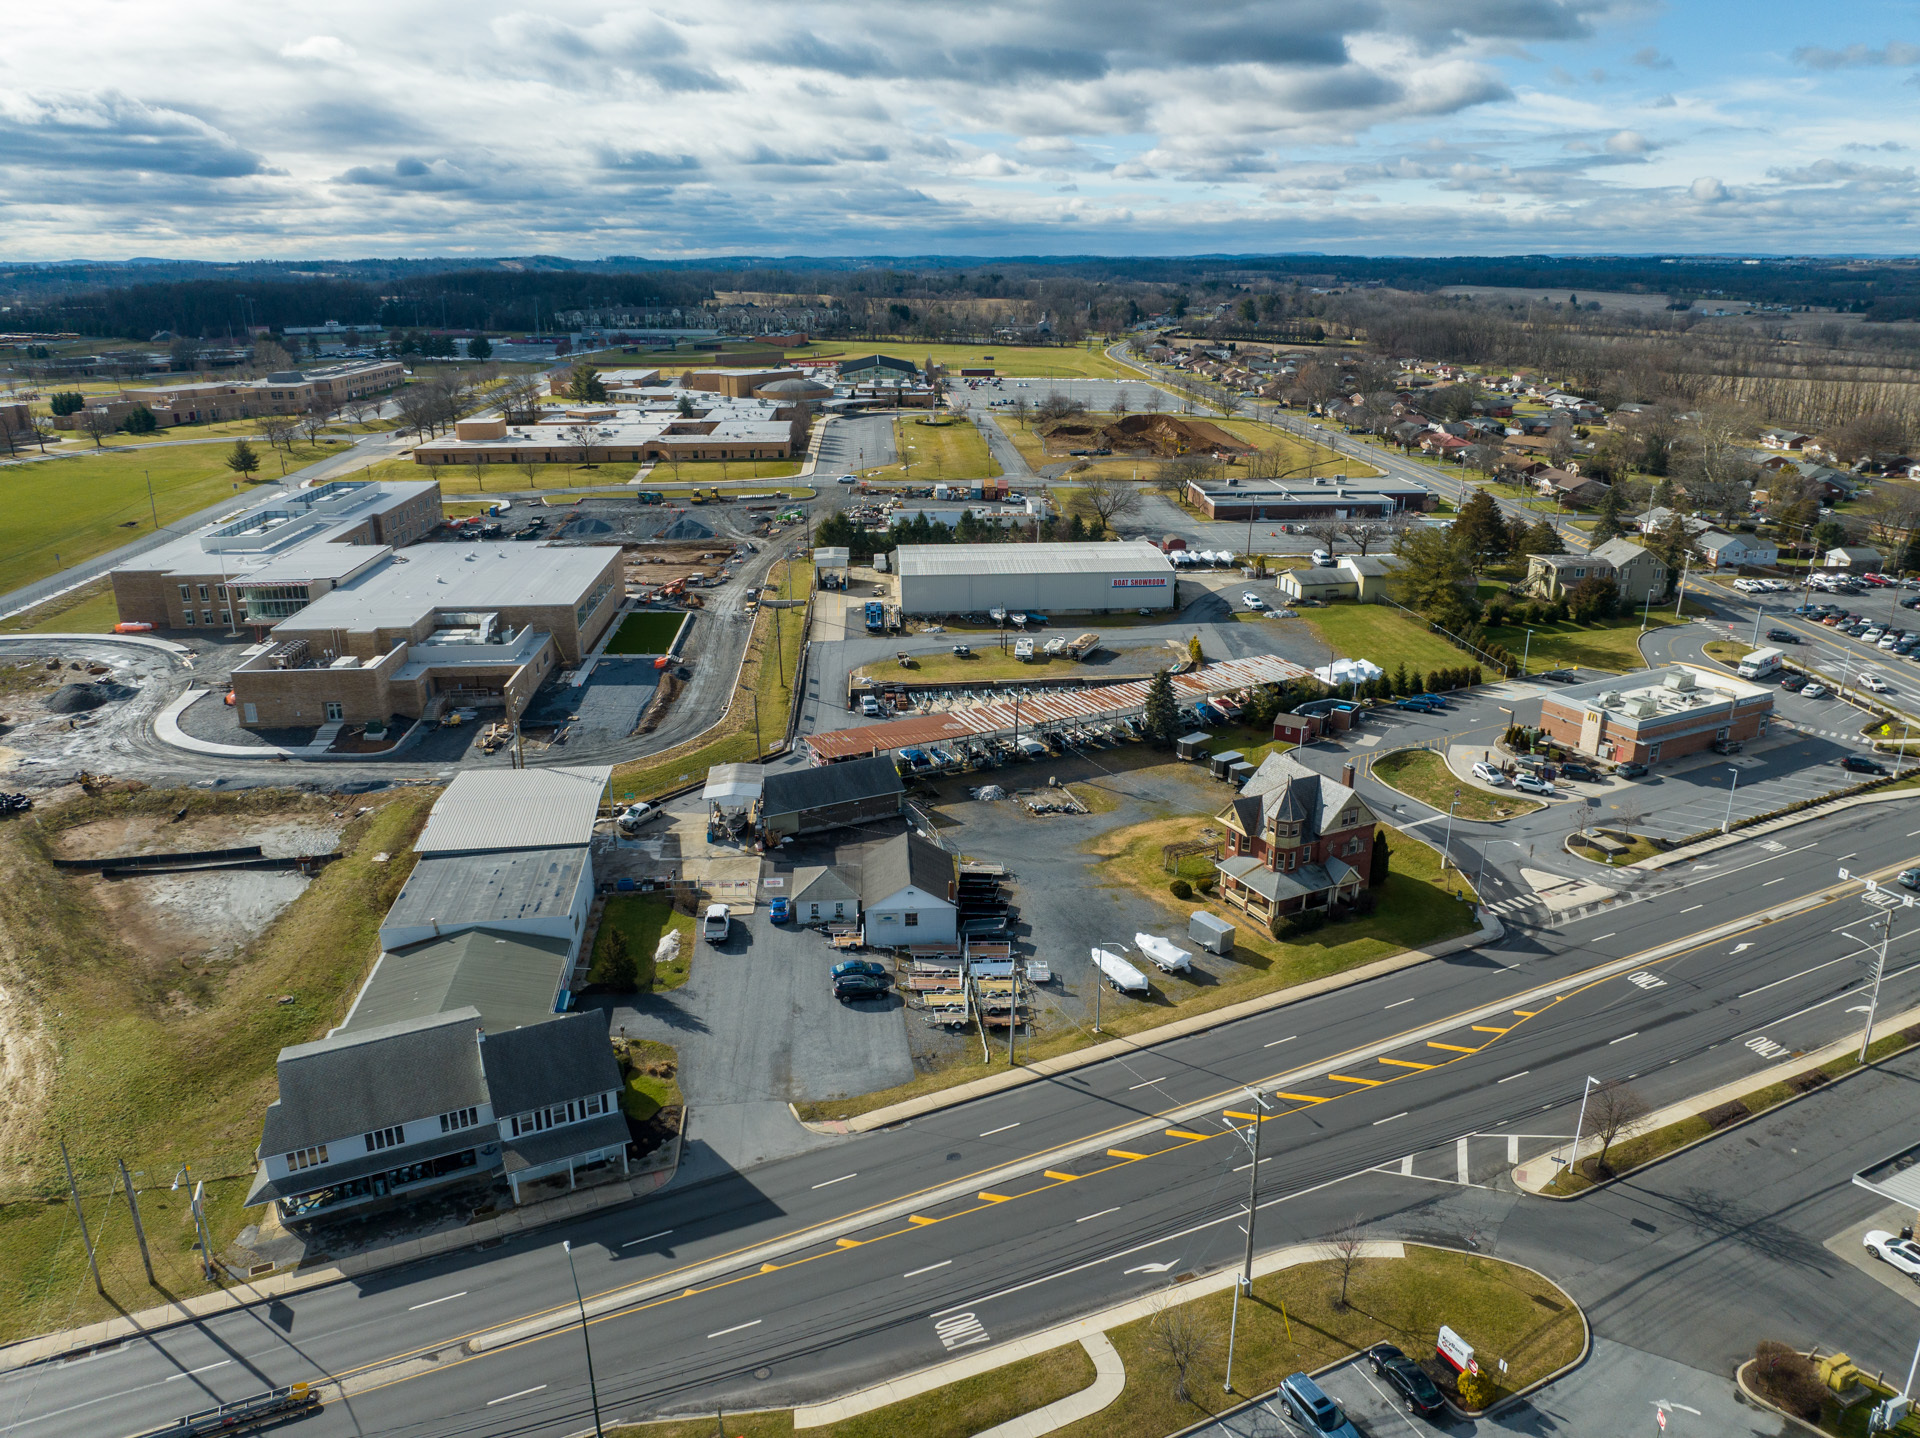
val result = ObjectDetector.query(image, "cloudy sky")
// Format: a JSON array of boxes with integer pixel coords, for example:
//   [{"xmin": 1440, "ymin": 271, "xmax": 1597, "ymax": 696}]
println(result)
[{"xmin": 5, "ymin": 0, "xmax": 1918, "ymax": 259}]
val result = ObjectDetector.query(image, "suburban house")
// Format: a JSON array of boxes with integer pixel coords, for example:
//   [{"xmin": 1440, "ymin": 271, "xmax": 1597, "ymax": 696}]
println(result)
[
  {"xmin": 757, "ymin": 755, "xmax": 905, "ymax": 840},
  {"xmin": 1213, "ymin": 753, "xmax": 1375, "ymax": 934},
  {"xmin": 1761, "ymin": 429, "xmax": 1811, "ymax": 450},
  {"xmin": 1533, "ymin": 468, "xmax": 1610, "ymax": 507},
  {"xmin": 1825, "ymin": 546, "xmax": 1884, "ymax": 570},
  {"xmin": 787, "ymin": 866, "xmax": 862, "ymax": 925},
  {"xmin": 1525, "ymin": 553, "xmax": 1613, "ymax": 600},
  {"xmin": 1587, "ymin": 538, "xmax": 1670, "ymax": 604},
  {"xmin": 1695, "ymin": 531, "xmax": 1779, "ymax": 570},
  {"xmin": 246, "ymin": 1007, "xmax": 627, "ymax": 1224},
  {"xmin": 1537, "ymin": 665, "xmax": 1774, "ymax": 766},
  {"xmin": 1637, "ymin": 507, "xmax": 1715, "ymax": 540},
  {"xmin": 860, "ymin": 831, "xmax": 958, "ymax": 944}
]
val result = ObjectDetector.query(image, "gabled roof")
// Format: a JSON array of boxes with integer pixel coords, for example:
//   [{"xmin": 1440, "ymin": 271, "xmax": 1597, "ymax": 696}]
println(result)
[
  {"xmin": 342, "ymin": 928, "xmax": 572, "ymax": 1036},
  {"xmin": 761, "ymin": 754, "xmax": 904, "ymax": 817},
  {"xmin": 480, "ymin": 1009, "xmax": 622, "ymax": 1117},
  {"xmin": 260, "ymin": 1009, "xmax": 488, "ymax": 1155},
  {"xmin": 861, "ymin": 831, "xmax": 954, "ymax": 905},
  {"xmin": 1237, "ymin": 753, "xmax": 1374, "ymax": 841},
  {"xmin": 414, "ymin": 767, "xmax": 612, "ymax": 854},
  {"xmin": 789, "ymin": 865, "xmax": 860, "ymax": 904},
  {"xmin": 1588, "ymin": 538, "xmax": 1659, "ymax": 566}
]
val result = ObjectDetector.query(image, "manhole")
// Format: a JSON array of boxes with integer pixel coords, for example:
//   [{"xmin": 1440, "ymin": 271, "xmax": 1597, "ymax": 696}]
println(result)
[{"xmin": 755, "ymin": 1367, "xmax": 772, "ymax": 1381}]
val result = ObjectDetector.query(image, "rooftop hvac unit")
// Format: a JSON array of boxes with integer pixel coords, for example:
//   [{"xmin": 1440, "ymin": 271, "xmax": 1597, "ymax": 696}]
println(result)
[
  {"xmin": 1665, "ymin": 669, "xmax": 1697, "ymax": 691},
  {"xmin": 1627, "ymin": 698, "xmax": 1660, "ymax": 719}
]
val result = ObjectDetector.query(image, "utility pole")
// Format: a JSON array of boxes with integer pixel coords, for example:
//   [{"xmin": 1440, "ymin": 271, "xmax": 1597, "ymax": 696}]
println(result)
[
  {"xmin": 190, "ymin": 1180, "xmax": 216, "ymax": 1281},
  {"xmin": 145, "ymin": 469, "xmax": 159, "ymax": 529},
  {"xmin": 1221, "ymin": 1087, "xmax": 1270, "ymax": 1395},
  {"xmin": 61, "ymin": 1141, "xmax": 104, "ymax": 1294},
  {"xmin": 562, "ymin": 1242, "xmax": 607, "ymax": 1437},
  {"xmin": 118, "ymin": 1158, "xmax": 155, "ymax": 1287}
]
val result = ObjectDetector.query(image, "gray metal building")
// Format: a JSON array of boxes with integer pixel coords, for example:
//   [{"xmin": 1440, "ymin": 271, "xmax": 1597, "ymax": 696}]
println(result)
[{"xmin": 892, "ymin": 541, "xmax": 1177, "ymax": 616}]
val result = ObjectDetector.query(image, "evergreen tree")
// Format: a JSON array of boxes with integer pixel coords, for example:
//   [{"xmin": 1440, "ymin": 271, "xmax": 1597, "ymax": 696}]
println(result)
[
  {"xmin": 1896, "ymin": 530, "xmax": 1920, "ymax": 576},
  {"xmin": 467, "ymin": 334, "xmax": 492, "ymax": 360},
  {"xmin": 124, "ymin": 405, "xmax": 158, "ymax": 434},
  {"xmin": 1391, "ymin": 661, "xmax": 1409, "ymax": 697},
  {"xmin": 597, "ymin": 929, "xmax": 639, "ymax": 991},
  {"xmin": 1811, "ymin": 516, "xmax": 1847, "ymax": 554},
  {"xmin": 225, "ymin": 438, "xmax": 260, "ymax": 479},
  {"xmin": 1143, "ymin": 669, "xmax": 1181, "ymax": 745},
  {"xmin": 1453, "ymin": 489, "xmax": 1509, "ymax": 563},
  {"xmin": 1591, "ymin": 482, "xmax": 1628, "ymax": 542},
  {"xmin": 1647, "ymin": 512, "xmax": 1694, "ymax": 573},
  {"xmin": 567, "ymin": 362, "xmax": 607, "ymax": 402},
  {"xmin": 1370, "ymin": 830, "xmax": 1391, "ymax": 887},
  {"xmin": 1390, "ymin": 523, "xmax": 1476, "ymax": 630},
  {"xmin": 1517, "ymin": 518, "xmax": 1565, "ymax": 556},
  {"xmin": 50, "ymin": 391, "xmax": 85, "ymax": 416},
  {"xmin": 1407, "ymin": 669, "xmax": 1425, "ymax": 695},
  {"xmin": 1426, "ymin": 669, "xmax": 1443, "ymax": 694}
]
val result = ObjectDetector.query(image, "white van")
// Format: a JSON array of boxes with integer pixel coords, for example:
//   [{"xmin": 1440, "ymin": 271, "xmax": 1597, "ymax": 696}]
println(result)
[
  {"xmin": 1311, "ymin": 548, "xmax": 1334, "ymax": 567},
  {"xmin": 1736, "ymin": 647, "xmax": 1783, "ymax": 680}
]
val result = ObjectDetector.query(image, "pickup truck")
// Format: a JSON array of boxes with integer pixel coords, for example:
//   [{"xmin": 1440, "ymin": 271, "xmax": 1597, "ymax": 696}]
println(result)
[{"xmin": 701, "ymin": 903, "xmax": 731, "ymax": 946}]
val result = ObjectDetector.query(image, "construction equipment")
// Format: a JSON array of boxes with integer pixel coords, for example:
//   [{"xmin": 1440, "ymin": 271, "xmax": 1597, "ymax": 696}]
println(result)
[{"xmin": 139, "ymin": 1382, "xmax": 321, "ymax": 1436}]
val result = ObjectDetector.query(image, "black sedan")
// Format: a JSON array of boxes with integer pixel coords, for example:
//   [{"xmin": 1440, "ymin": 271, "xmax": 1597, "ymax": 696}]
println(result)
[
  {"xmin": 1365, "ymin": 1344, "xmax": 1450, "ymax": 1419},
  {"xmin": 833, "ymin": 971, "xmax": 892, "ymax": 1002},
  {"xmin": 1765, "ymin": 629, "xmax": 1801, "ymax": 644}
]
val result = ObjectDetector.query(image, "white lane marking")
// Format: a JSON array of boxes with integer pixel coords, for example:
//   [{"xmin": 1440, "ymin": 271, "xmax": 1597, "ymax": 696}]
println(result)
[
  {"xmin": 1609, "ymin": 1032, "xmax": 1639, "ymax": 1045},
  {"xmin": 904, "ymin": 1260, "xmax": 952, "ymax": 1278},
  {"xmin": 1498, "ymin": 1071, "xmax": 1530, "ymax": 1083},
  {"xmin": 1373, "ymin": 1112, "xmax": 1409, "ymax": 1125},
  {"xmin": 1591, "ymin": 933, "xmax": 1616, "ymax": 942},
  {"xmin": 621, "ymin": 1229, "xmax": 673, "ymax": 1248},
  {"xmin": 1077, "ymin": 1207, "xmax": 1120, "ymax": 1223},
  {"xmin": 1737, "ymin": 950, "xmax": 1862, "ymax": 998},
  {"xmin": 1838, "ymin": 853, "xmax": 1858, "ymax": 861},
  {"xmin": 978, "ymin": 1123, "xmax": 1020, "ymax": 1137},
  {"xmin": 1681, "ymin": 904, "xmax": 1702, "ymax": 913},
  {"xmin": 1124, "ymin": 1261, "xmax": 1178, "ymax": 1275},
  {"xmin": 1384, "ymin": 997, "xmax": 1416, "ymax": 1009},
  {"xmin": 812, "ymin": 1173, "xmax": 858, "ymax": 1189},
  {"xmin": 1127, "ymin": 1077, "xmax": 1167, "ymax": 1090},
  {"xmin": 408, "ymin": 1291, "xmax": 467, "ymax": 1310},
  {"xmin": 708, "ymin": 1320, "xmax": 763, "ymax": 1339},
  {"xmin": 1762, "ymin": 877, "xmax": 1787, "ymax": 886},
  {"xmin": 165, "ymin": 1361, "xmax": 230, "ymax": 1382},
  {"xmin": 1264, "ymin": 1035, "xmax": 1298, "ymax": 1048},
  {"xmin": 487, "ymin": 1386, "xmax": 548, "ymax": 1406}
]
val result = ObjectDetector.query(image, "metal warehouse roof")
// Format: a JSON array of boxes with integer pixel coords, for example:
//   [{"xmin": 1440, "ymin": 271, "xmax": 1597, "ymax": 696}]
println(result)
[
  {"xmin": 894, "ymin": 541, "xmax": 1173, "ymax": 579},
  {"xmin": 340, "ymin": 928, "xmax": 573, "ymax": 1036},
  {"xmin": 384, "ymin": 848, "xmax": 588, "ymax": 934},
  {"xmin": 806, "ymin": 653, "xmax": 1309, "ymax": 763},
  {"xmin": 416, "ymin": 766, "xmax": 612, "ymax": 854}
]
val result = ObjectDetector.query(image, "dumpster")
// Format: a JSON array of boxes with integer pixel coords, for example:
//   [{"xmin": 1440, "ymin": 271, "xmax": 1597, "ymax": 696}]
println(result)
[{"xmin": 1189, "ymin": 911, "xmax": 1235, "ymax": 956}]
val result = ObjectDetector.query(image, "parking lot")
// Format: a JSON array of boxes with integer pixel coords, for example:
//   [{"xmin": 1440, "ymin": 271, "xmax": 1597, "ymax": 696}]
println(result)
[{"xmin": 816, "ymin": 412, "xmax": 897, "ymax": 475}]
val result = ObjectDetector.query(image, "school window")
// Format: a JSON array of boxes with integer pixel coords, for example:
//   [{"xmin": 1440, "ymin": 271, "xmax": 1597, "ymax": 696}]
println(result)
[
  {"xmin": 177, "ymin": 584, "xmax": 190, "ymax": 600},
  {"xmin": 201, "ymin": 610, "xmax": 214, "ymax": 625},
  {"xmin": 363, "ymin": 1125, "xmax": 403, "ymax": 1153},
  {"xmin": 182, "ymin": 612, "xmax": 196, "ymax": 626},
  {"xmin": 219, "ymin": 611, "xmax": 231, "ymax": 625},
  {"xmin": 284, "ymin": 1145, "xmax": 328, "ymax": 1171},
  {"xmin": 438, "ymin": 1106, "xmax": 478, "ymax": 1134},
  {"xmin": 325, "ymin": 702, "xmax": 344, "ymax": 721},
  {"xmin": 197, "ymin": 585, "xmax": 210, "ymax": 600}
]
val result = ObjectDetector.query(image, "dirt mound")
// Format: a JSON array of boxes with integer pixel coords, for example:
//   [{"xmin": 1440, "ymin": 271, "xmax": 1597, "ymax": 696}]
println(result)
[
  {"xmin": 1035, "ymin": 412, "xmax": 1256, "ymax": 458},
  {"xmin": 660, "ymin": 517, "xmax": 715, "ymax": 540},
  {"xmin": 47, "ymin": 681, "xmax": 135, "ymax": 713},
  {"xmin": 570, "ymin": 517, "xmax": 615, "ymax": 534}
]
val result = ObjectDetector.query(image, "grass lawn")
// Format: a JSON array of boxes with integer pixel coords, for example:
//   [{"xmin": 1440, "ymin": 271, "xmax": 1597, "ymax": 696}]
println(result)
[
  {"xmin": 861, "ymin": 415, "xmax": 999, "ymax": 481},
  {"xmin": 609, "ymin": 1344, "xmax": 1098, "ymax": 1438},
  {"xmin": 0, "ymin": 786, "xmax": 434, "ymax": 1342},
  {"xmin": 1372, "ymin": 749, "xmax": 1545, "ymax": 822},
  {"xmin": 1198, "ymin": 721, "xmax": 1295, "ymax": 770},
  {"xmin": 784, "ymin": 340, "xmax": 1133, "ymax": 380},
  {"xmin": 0, "ymin": 446, "xmax": 338, "ymax": 593},
  {"xmin": 0, "ymin": 578, "xmax": 122, "ymax": 633},
  {"xmin": 854, "ymin": 647, "xmax": 1139, "ymax": 687},
  {"xmin": 591, "ymin": 896, "xmax": 695, "ymax": 994},
  {"xmin": 409, "ymin": 456, "xmax": 804, "ymax": 494},
  {"xmin": 1054, "ymin": 1247, "xmax": 1584, "ymax": 1435},
  {"xmin": 796, "ymin": 817, "xmax": 1471, "ymax": 1123},
  {"xmin": 611, "ymin": 561, "xmax": 813, "ymax": 801},
  {"xmin": 1485, "ymin": 612, "xmax": 1681, "ymax": 674},
  {"xmin": 605, "ymin": 610, "xmax": 688, "ymax": 655},
  {"xmin": 617, "ymin": 1038, "xmax": 685, "ymax": 1122},
  {"xmin": 1300, "ymin": 602, "xmax": 1478, "ymax": 678}
]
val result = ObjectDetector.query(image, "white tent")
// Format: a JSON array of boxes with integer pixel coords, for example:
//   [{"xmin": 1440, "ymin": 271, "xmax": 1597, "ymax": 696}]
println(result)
[{"xmin": 1312, "ymin": 658, "xmax": 1384, "ymax": 687}]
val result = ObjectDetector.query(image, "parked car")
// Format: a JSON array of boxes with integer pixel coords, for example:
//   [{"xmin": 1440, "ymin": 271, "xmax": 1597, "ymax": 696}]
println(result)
[
  {"xmin": 1558, "ymin": 761, "xmax": 1601, "ymax": 782},
  {"xmin": 1366, "ymin": 1343, "xmax": 1450, "ymax": 1420},
  {"xmin": 1514, "ymin": 772, "xmax": 1557, "ymax": 796},
  {"xmin": 838, "ymin": 473, "xmax": 858, "ymax": 484},
  {"xmin": 833, "ymin": 971, "xmax": 892, "ymax": 1002},
  {"xmin": 1471, "ymin": 761, "xmax": 1507, "ymax": 786},
  {"xmin": 1766, "ymin": 629, "xmax": 1800, "ymax": 644},
  {"xmin": 769, "ymin": 897, "xmax": 791, "ymax": 924},
  {"xmin": 701, "ymin": 903, "xmax": 731, "ymax": 946},
  {"xmin": 1803, "ymin": 682, "xmax": 1830, "ymax": 698},
  {"xmin": 1865, "ymin": 1230, "xmax": 1920, "ymax": 1279},
  {"xmin": 1711, "ymin": 738, "xmax": 1745, "ymax": 754},
  {"xmin": 1277, "ymin": 1373, "xmax": 1362, "ymax": 1438},
  {"xmin": 860, "ymin": 694, "xmax": 884, "ymax": 717},
  {"xmin": 1780, "ymin": 672, "xmax": 1808, "ymax": 691},
  {"xmin": 1240, "ymin": 592, "xmax": 1264, "ymax": 609},
  {"xmin": 1615, "ymin": 761, "xmax": 1649, "ymax": 779},
  {"xmin": 1843, "ymin": 754, "xmax": 1890, "ymax": 774},
  {"xmin": 832, "ymin": 958, "xmax": 887, "ymax": 979}
]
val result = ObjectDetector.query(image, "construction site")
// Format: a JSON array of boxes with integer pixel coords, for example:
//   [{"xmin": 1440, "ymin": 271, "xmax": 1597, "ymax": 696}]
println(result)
[{"xmin": 1035, "ymin": 412, "xmax": 1256, "ymax": 458}]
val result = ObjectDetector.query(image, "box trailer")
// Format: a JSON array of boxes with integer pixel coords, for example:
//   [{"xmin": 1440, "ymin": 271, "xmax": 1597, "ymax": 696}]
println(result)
[
  {"xmin": 1189, "ymin": 911, "xmax": 1235, "ymax": 956},
  {"xmin": 1090, "ymin": 945, "xmax": 1149, "ymax": 993}
]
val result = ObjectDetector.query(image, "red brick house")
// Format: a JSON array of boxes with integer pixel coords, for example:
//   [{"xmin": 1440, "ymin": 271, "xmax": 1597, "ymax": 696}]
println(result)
[{"xmin": 1213, "ymin": 754, "xmax": 1376, "ymax": 934}]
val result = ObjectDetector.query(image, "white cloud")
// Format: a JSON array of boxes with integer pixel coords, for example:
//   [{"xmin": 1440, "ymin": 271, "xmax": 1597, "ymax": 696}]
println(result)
[
  {"xmin": 279, "ymin": 36, "xmax": 354, "ymax": 62},
  {"xmin": 1689, "ymin": 176, "xmax": 1729, "ymax": 202},
  {"xmin": 1604, "ymin": 129, "xmax": 1651, "ymax": 155}
]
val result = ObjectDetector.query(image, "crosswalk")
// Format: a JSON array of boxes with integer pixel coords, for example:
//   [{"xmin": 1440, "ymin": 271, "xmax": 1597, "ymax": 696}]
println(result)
[
  {"xmin": 1479, "ymin": 893, "xmax": 1617, "ymax": 925},
  {"xmin": 1368, "ymin": 1131, "xmax": 1569, "ymax": 1190},
  {"xmin": 1774, "ymin": 718, "xmax": 1875, "ymax": 747}
]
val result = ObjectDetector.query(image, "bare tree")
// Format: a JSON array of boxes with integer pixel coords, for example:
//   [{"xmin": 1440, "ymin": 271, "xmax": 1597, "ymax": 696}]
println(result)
[
  {"xmin": 1325, "ymin": 1216, "xmax": 1367, "ymax": 1309},
  {"xmin": 1155, "ymin": 453, "xmax": 1213, "ymax": 502},
  {"xmin": 1141, "ymin": 387, "xmax": 1164, "ymax": 415},
  {"xmin": 1343, "ymin": 517, "xmax": 1403, "ymax": 556},
  {"xmin": 1144, "ymin": 1302, "xmax": 1218, "ymax": 1404},
  {"xmin": 1858, "ymin": 485, "xmax": 1920, "ymax": 547},
  {"xmin": 1582, "ymin": 1079, "xmax": 1652, "ymax": 1176},
  {"xmin": 1215, "ymin": 390, "xmax": 1243, "ymax": 418},
  {"xmin": 1074, "ymin": 476, "xmax": 1143, "ymax": 529},
  {"xmin": 1303, "ymin": 518, "xmax": 1346, "ymax": 556},
  {"xmin": 79, "ymin": 406, "xmax": 116, "ymax": 448},
  {"xmin": 1109, "ymin": 387, "xmax": 1132, "ymax": 420},
  {"xmin": 257, "ymin": 413, "xmax": 299, "ymax": 454},
  {"xmin": 520, "ymin": 455, "xmax": 540, "ymax": 486},
  {"xmin": 559, "ymin": 423, "xmax": 590, "ymax": 467},
  {"xmin": 468, "ymin": 455, "xmax": 488, "ymax": 492},
  {"xmin": 299, "ymin": 400, "xmax": 335, "ymax": 446},
  {"xmin": 393, "ymin": 388, "xmax": 432, "ymax": 439},
  {"xmin": 29, "ymin": 415, "xmax": 55, "ymax": 452},
  {"xmin": 251, "ymin": 339, "xmax": 294, "ymax": 375}
]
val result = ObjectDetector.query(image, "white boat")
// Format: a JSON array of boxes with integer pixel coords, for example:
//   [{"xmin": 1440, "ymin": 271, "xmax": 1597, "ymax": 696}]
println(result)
[
  {"xmin": 1091, "ymin": 946, "xmax": 1149, "ymax": 993},
  {"xmin": 990, "ymin": 607, "xmax": 1008, "ymax": 623},
  {"xmin": 1133, "ymin": 933, "xmax": 1193, "ymax": 973}
]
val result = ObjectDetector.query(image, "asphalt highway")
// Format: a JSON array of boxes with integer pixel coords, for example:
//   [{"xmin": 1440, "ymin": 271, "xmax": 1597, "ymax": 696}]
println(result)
[{"xmin": 11, "ymin": 796, "xmax": 1920, "ymax": 1438}]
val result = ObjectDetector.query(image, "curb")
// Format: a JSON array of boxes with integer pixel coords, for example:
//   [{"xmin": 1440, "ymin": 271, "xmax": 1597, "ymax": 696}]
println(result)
[
  {"xmin": 1367, "ymin": 746, "xmax": 1546, "ymax": 825},
  {"xmin": 1515, "ymin": 1002, "xmax": 1920, "ymax": 1201},
  {"xmin": 1631, "ymin": 784, "xmax": 1919, "ymax": 870},
  {"xmin": 0, "ymin": 1124, "xmax": 686, "ymax": 1373},
  {"xmin": 790, "ymin": 917, "xmax": 1504, "ymax": 1135},
  {"xmin": 1733, "ymin": 1358, "xmax": 1830, "ymax": 1436}
]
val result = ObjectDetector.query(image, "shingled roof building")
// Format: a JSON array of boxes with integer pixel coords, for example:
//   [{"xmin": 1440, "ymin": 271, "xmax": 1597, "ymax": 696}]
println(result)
[
  {"xmin": 246, "ymin": 1008, "xmax": 626, "ymax": 1223},
  {"xmin": 860, "ymin": 831, "xmax": 957, "ymax": 944},
  {"xmin": 1212, "ymin": 753, "xmax": 1376, "ymax": 934},
  {"xmin": 758, "ymin": 754, "xmax": 904, "ymax": 839}
]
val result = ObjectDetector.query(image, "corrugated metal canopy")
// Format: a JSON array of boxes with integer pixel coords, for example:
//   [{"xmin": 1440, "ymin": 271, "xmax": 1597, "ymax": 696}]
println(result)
[
  {"xmin": 703, "ymin": 762, "xmax": 766, "ymax": 804},
  {"xmin": 415, "ymin": 766, "xmax": 612, "ymax": 854}
]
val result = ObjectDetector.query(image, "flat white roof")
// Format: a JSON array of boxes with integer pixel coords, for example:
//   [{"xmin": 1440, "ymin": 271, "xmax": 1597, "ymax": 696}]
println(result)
[
  {"xmin": 896, "ymin": 541, "xmax": 1174, "ymax": 580},
  {"xmin": 415, "ymin": 766, "xmax": 613, "ymax": 855},
  {"xmin": 279, "ymin": 542, "xmax": 617, "ymax": 633}
]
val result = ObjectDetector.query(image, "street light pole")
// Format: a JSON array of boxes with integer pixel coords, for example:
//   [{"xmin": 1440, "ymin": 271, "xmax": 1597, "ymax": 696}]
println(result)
[
  {"xmin": 1521, "ymin": 629, "xmax": 1533, "ymax": 677},
  {"xmin": 562, "ymin": 1241, "xmax": 607, "ymax": 1438},
  {"xmin": 1563, "ymin": 1074, "xmax": 1599, "ymax": 1174},
  {"xmin": 1862, "ymin": 899, "xmax": 1897, "ymax": 1065},
  {"xmin": 1720, "ymin": 765, "xmax": 1741, "ymax": 834},
  {"xmin": 1674, "ymin": 551, "xmax": 1691, "ymax": 618},
  {"xmin": 1441, "ymin": 791, "xmax": 1461, "ymax": 872}
]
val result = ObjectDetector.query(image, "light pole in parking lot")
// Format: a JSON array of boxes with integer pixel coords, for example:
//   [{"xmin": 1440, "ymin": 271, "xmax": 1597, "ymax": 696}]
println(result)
[
  {"xmin": 1473, "ymin": 838, "xmax": 1524, "ymax": 913},
  {"xmin": 1521, "ymin": 629, "xmax": 1534, "ymax": 677},
  {"xmin": 1719, "ymin": 765, "xmax": 1741, "ymax": 834}
]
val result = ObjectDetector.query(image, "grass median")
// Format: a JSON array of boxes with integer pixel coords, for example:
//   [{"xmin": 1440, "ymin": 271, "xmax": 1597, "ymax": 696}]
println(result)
[
  {"xmin": 610, "ymin": 561, "xmax": 813, "ymax": 802},
  {"xmin": 0, "ymin": 578, "xmax": 122, "ymax": 633},
  {"xmin": 862, "ymin": 415, "xmax": 1000, "ymax": 481},
  {"xmin": 1372, "ymin": 749, "xmax": 1545, "ymax": 821},
  {"xmin": 1485, "ymin": 611, "xmax": 1682, "ymax": 674}
]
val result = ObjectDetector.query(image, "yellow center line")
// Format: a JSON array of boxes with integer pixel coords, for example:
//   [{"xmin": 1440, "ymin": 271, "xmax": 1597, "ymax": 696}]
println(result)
[
  {"xmin": 1472, "ymin": 1025, "xmax": 1510, "ymax": 1034},
  {"xmin": 1043, "ymin": 1170, "xmax": 1079, "ymax": 1182},
  {"xmin": 1513, "ymin": 1008, "xmax": 1540, "ymax": 1017},
  {"xmin": 1106, "ymin": 1148, "xmax": 1150, "ymax": 1160},
  {"xmin": 835, "ymin": 1238, "xmax": 862, "ymax": 1248},
  {"xmin": 978, "ymin": 1191, "xmax": 1016, "ymax": 1202},
  {"xmin": 908, "ymin": 1214, "xmax": 939, "ymax": 1225},
  {"xmin": 1274, "ymin": 1091, "xmax": 1331, "ymax": 1103}
]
